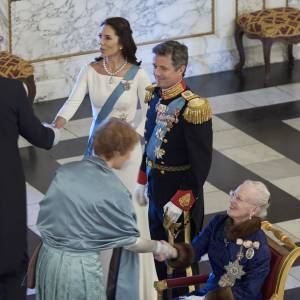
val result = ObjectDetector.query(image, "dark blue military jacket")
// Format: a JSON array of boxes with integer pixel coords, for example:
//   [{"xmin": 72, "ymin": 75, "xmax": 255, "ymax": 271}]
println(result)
[
  {"xmin": 138, "ymin": 81, "xmax": 213, "ymax": 232},
  {"xmin": 192, "ymin": 214, "xmax": 271, "ymax": 300}
]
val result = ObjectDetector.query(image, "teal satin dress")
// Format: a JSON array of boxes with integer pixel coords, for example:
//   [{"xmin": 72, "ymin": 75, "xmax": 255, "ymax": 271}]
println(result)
[{"xmin": 35, "ymin": 156, "xmax": 140, "ymax": 300}]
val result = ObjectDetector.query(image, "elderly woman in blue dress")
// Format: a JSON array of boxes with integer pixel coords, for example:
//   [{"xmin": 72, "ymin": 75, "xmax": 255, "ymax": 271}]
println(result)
[
  {"xmin": 35, "ymin": 118, "xmax": 177, "ymax": 300},
  {"xmin": 160, "ymin": 180, "xmax": 271, "ymax": 300}
]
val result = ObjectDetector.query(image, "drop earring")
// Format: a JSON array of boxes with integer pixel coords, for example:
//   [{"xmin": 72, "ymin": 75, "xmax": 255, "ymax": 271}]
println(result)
[{"xmin": 249, "ymin": 211, "xmax": 254, "ymax": 220}]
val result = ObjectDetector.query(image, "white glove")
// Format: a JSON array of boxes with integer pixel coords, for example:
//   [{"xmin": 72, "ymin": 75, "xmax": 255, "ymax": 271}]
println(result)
[
  {"xmin": 133, "ymin": 184, "xmax": 148, "ymax": 206},
  {"xmin": 42, "ymin": 122, "xmax": 60, "ymax": 146},
  {"xmin": 154, "ymin": 241, "xmax": 177, "ymax": 260},
  {"xmin": 163, "ymin": 201, "xmax": 183, "ymax": 223}
]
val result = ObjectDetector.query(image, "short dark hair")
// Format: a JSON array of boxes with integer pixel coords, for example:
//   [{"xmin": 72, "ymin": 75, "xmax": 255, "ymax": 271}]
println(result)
[
  {"xmin": 152, "ymin": 40, "xmax": 188, "ymax": 71},
  {"xmin": 93, "ymin": 118, "xmax": 139, "ymax": 160},
  {"xmin": 98, "ymin": 17, "xmax": 140, "ymax": 66}
]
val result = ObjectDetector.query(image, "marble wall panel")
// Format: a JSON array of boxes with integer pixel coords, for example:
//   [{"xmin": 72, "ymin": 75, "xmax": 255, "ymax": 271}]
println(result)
[
  {"xmin": 3, "ymin": 0, "xmax": 299, "ymax": 102},
  {"xmin": 237, "ymin": 0, "xmax": 264, "ymax": 14},
  {"xmin": 236, "ymin": 0, "xmax": 300, "ymax": 13},
  {"xmin": 266, "ymin": 0, "xmax": 286, "ymax": 8},
  {"xmin": 33, "ymin": 53, "xmax": 95, "ymax": 102},
  {"xmin": 289, "ymin": 0, "xmax": 300, "ymax": 8},
  {"xmin": 0, "ymin": 0, "xmax": 9, "ymax": 51},
  {"xmin": 10, "ymin": 0, "xmax": 213, "ymax": 61}
]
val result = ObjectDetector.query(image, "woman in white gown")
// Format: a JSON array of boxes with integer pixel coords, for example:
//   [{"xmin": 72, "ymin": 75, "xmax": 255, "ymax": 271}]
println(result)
[{"xmin": 53, "ymin": 17, "xmax": 157, "ymax": 299}]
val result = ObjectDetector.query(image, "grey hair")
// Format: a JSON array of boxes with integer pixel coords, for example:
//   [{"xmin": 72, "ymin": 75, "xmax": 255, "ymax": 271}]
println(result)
[
  {"xmin": 244, "ymin": 180, "xmax": 270, "ymax": 218},
  {"xmin": 152, "ymin": 40, "xmax": 188, "ymax": 73}
]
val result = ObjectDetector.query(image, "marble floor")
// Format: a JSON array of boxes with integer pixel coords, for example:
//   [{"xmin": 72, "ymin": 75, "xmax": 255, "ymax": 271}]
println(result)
[{"xmin": 24, "ymin": 60, "xmax": 300, "ymax": 299}]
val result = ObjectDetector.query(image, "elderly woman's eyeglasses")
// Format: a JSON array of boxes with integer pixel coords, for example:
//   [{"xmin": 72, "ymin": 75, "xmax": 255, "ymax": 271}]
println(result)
[
  {"xmin": 229, "ymin": 190, "xmax": 242, "ymax": 200},
  {"xmin": 229, "ymin": 190, "xmax": 256, "ymax": 206}
]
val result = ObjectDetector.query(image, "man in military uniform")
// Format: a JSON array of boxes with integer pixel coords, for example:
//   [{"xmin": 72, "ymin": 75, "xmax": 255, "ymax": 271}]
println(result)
[{"xmin": 134, "ymin": 40, "xmax": 213, "ymax": 294}]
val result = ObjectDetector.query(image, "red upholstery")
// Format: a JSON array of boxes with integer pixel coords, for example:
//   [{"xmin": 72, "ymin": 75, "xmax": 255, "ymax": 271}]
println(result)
[
  {"xmin": 166, "ymin": 274, "xmax": 209, "ymax": 289},
  {"xmin": 263, "ymin": 246, "xmax": 284, "ymax": 299}
]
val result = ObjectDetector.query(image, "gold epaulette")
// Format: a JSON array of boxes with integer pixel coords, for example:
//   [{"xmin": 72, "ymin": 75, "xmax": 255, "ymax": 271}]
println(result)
[
  {"xmin": 144, "ymin": 84, "xmax": 157, "ymax": 103},
  {"xmin": 181, "ymin": 90, "xmax": 212, "ymax": 125}
]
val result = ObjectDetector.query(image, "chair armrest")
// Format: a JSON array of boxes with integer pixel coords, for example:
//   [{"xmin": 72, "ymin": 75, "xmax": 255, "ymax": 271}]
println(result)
[
  {"xmin": 167, "ymin": 274, "xmax": 209, "ymax": 288},
  {"xmin": 154, "ymin": 274, "xmax": 209, "ymax": 293}
]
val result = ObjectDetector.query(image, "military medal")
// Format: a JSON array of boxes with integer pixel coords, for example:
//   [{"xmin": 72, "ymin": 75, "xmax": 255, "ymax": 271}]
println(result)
[
  {"xmin": 246, "ymin": 247, "xmax": 255, "ymax": 259},
  {"xmin": 243, "ymin": 240, "xmax": 252, "ymax": 248},
  {"xmin": 166, "ymin": 120, "xmax": 174, "ymax": 130},
  {"xmin": 218, "ymin": 244, "xmax": 246, "ymax": 288},
  {"xmin": 219, "ymin": 238, "xmax": 260, "ymax": 288},
  {"xmin": 118, "ymin": 112, "xmax": 128, "ymax": 121},
  {"xmin": 157, "ymin": 103, "xmax": 167, "ymax": 113},
  {"xmin": 219, "ymin": 259, "xmax": 246, "ymax": 287},
  {"xmin": 121, "ymin": 80, "xmax": 131, "ymax": 90},
  {"xmin": 155, "ymin": 146, "xmax": 165, "ymax": 159},
  {"xmin": 156, "ymin": 128, "xmax": 164, "ymax": 141},
  {"xmin": 224, "ymin": 259, "xmax": 245, "ymax": 280}
]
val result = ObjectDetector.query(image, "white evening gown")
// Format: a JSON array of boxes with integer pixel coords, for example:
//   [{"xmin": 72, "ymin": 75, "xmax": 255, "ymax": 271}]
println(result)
[{"xmin": 56, "ymin": 63, "xmax": 158, "ymax": 299}]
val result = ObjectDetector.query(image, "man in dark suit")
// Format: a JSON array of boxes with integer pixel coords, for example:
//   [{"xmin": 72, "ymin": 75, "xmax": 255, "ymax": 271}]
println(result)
[{"xmin": 0, "ymin": 55, "xmax": 59, "ymax": 300}]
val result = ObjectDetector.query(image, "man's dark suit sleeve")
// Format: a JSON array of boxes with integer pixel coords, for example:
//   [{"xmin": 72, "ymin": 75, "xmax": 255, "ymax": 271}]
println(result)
[{"xmin": 17, "ymin": 81, "xmax": 54, "ymax": 149}]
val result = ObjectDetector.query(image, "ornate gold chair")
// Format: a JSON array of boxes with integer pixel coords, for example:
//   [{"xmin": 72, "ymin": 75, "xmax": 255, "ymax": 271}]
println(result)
[
  {"xmin": 154, "ymin": 221, "xmax": 300, "ymax": 300},
  {"xmin": 234, "ymin": 0, "xmax": 300, "ymax": 84}
]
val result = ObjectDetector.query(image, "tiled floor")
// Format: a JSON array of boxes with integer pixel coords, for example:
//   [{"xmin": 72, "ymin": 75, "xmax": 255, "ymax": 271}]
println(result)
[{"xmin": 23, "ymin": 60, "xmax": 300, "ymax": 298}]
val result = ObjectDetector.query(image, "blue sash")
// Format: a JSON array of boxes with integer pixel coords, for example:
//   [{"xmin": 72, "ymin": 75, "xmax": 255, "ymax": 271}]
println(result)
[
  {"xmin": 84, "ymin": 64, "xmax": 139, "ymax": 156},
  {"xmin": 146, "ymin": 96, "xmax": 185, "ymax": 164}
]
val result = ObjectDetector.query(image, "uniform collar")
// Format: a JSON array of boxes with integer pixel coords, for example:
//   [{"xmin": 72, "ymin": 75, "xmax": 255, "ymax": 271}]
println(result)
[{"xmin": 161, "ymin": 79, "xmax": 186, "ymax": 100}]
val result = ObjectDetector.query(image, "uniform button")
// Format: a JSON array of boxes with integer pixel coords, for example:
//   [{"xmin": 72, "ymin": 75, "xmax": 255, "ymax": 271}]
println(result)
[
  {"xmin": 145, "ymin": 141, "xmax": 147, "ymax": 145},
  {"xmin": 161, "ymin": 161, "xmax": 165, "ymax": 165},
  {"xmin": 163, "ymin": 139, "xmax": 168, "ymax": 143},
  {"xmin": 160, "ymin": 170, "xmax": 165, "ymax": 174},
  {"xmin": 144, "ymin": 129, "xmax": 147, "ymax": 133}
]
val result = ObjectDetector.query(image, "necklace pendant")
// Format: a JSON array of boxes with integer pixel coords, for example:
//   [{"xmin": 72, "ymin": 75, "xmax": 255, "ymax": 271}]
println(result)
[{"xmin": 109, "ymin": 76, "xmax": 114, "ymax": 84}]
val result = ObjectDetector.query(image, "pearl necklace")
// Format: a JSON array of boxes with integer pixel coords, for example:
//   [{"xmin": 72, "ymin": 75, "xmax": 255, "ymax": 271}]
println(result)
[{"xmin": 103, "ymin": 58, "xmax": 128, "ymax": 84}]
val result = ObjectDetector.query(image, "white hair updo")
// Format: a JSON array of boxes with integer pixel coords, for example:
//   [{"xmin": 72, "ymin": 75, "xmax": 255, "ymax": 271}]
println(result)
[{"xmin": 244, "ymin": 180, "xmax": 270, "ymax": 218}]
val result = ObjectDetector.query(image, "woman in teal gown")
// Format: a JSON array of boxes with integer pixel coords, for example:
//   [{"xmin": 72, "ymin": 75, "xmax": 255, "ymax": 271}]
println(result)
[{"xmin": 35, "ymin": 119, "xmax": 177, "ymax": 300}]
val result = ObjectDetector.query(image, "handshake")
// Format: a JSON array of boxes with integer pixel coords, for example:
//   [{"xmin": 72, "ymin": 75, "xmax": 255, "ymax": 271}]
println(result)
[
  {"xmin": 154, "ymin": 240, "xmax": 177, "ymax": 262},
  {"xmin": 154, "ymin": 241, "xmax": 195, "ymax": 270},
  {"xmin": 42, "ymin": 122, "xmax": 61, "ymax": 146}
]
